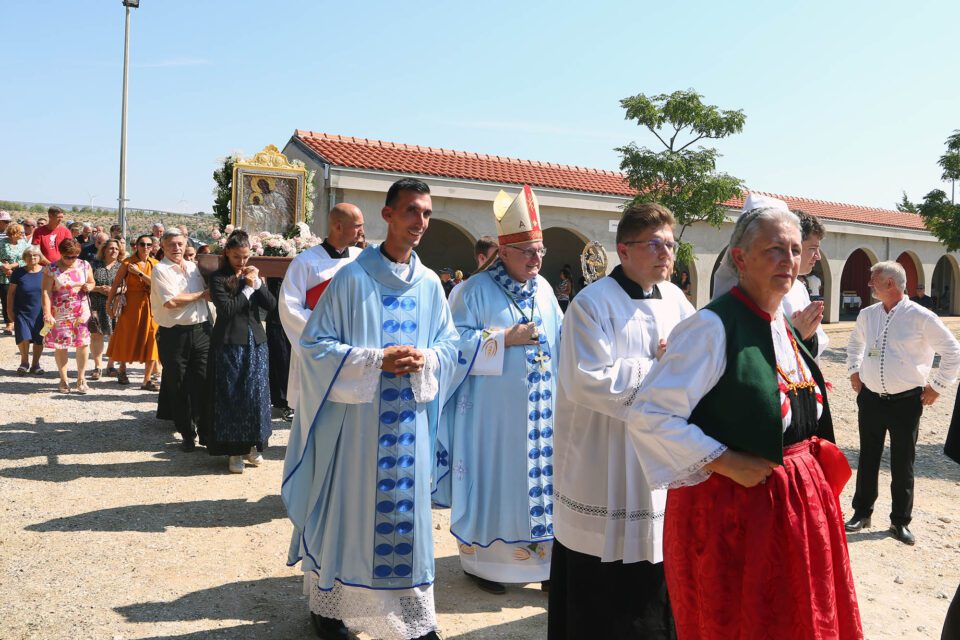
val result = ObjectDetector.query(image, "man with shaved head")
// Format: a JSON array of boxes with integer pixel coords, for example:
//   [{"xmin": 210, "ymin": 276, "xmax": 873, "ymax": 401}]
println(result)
[{"xmin": 278, "ymin": 203, "xmax": 365, "ymax": 419}]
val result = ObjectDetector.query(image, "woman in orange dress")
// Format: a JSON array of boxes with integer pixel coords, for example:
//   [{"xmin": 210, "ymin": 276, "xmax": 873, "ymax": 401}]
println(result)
[{"xmin": 106, "ymin": 234, "xmax": 159, "ymax": 389}]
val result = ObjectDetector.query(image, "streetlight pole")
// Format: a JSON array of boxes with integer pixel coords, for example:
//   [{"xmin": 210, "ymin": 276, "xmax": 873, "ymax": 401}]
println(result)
[{"xmin": 118, "ymin": 0, "xmax": 139, "ymax": 239}]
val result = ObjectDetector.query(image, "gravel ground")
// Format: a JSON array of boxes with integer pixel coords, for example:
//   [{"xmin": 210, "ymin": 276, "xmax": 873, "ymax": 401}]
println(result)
[{"xmin": 1, "ymin": 320, "xmax": 958, "ymax": 639}]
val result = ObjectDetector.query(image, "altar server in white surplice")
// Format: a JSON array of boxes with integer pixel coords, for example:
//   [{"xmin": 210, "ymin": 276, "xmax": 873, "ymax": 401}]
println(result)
[
  {"xmin": 437, "ymin": 185, "xmax": 563, "ymax": 595},
  {"xmin": 714, "ymin": 193, "xmax": 828, "ymax": 359},
  {"xmin": 282, "ymin": 180, "xmax": 476, "ymax": 640},
  {"xmin": 549, "ymin": 203, "xmax": 693, "ymax": 640},
  {"xmin": 278, "ymin": 204, "xmax": 364, "ymax": 410}
]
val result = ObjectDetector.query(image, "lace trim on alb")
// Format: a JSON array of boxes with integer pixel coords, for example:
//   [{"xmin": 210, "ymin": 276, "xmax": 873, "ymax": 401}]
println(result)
[
  {"xmin": 351, "ymin": 347, "xmax": 384, "ymax": 402},
  {"xmin": 653, "ymin": 445, "xmax": 728, "ymax": 490},
  {"xmin": 305, "ymin": 573, "xmax": 437, "ymax": 640},
  {"xmin": 554, "ymin": 489, "xmax": 664, "ymax": 522},
  {"xmin": 621, "ymin": 360, "xmax": 645, "ymax": 408},
  {"xmin": 410, "ymin": 349, "xmax": 439, "ymax": 403}
]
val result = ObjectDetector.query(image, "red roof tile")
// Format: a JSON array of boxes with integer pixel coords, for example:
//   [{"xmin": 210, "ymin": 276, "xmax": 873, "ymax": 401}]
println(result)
[
  {"xmin": 293, "ymin": 131, "xmax": 927, "ymax": 231},
  {"xmin": 722, "ymin": 191, "xmax": 926, "ymax": 231}
]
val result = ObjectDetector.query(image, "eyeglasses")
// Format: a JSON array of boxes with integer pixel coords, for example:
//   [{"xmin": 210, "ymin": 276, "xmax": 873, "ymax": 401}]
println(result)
[
  {"xmin": 23, "ymin": 224, "xmax": 35, "ymax": 228},
  {"xmin": 506, "ymin": 246, "xmax": 547, "ymax": 259},
  {"xmin": 621, "ymin": 239, "xmax": 677, "ymax": 254},
  {"xmin": 137, "ymin": 242, "xmax": 153, "ymax": 247},
  {"xmin": 62, "ymin": 255, "xmax": 79, "ymax": 261}
]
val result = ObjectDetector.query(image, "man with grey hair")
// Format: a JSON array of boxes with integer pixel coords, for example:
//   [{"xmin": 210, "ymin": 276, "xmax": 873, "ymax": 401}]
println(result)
[
  {"xmin": 151, "ymin": 228, "xmax": 211, "ymax": 451},
  {"xmin": 845, "ymin": 260, "xmax": 960, "ymax": 545},
  {"xmin": 80, "ymin": 231, "xmax": 108, "ymax": 263}
]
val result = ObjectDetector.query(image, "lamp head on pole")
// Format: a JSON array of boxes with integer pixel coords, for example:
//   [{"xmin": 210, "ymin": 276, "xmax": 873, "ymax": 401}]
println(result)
[{"xmin": 122, "ymin": 0, "xmax": 140, "ymax": 7}]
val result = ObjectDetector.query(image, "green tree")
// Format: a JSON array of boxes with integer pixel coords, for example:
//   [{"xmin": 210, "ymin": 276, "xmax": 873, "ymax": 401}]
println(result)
[
  {"xmin": 617, "ymin": 89, "xmax": 746, "ymax": 266},
  {"xmin": 895, "ymin": 191, "xmax": 918, "ymax": 213},
  {"xmin": 917, "ymin": 189, "xmax": 960, "ymax": 251},
  {"xmin": 212, "ymin": 156, "xmax": 235, "ymax": 232},
  {"xmin": 938, "ymin": 129, "xmax": 960, "ymax": 204}
]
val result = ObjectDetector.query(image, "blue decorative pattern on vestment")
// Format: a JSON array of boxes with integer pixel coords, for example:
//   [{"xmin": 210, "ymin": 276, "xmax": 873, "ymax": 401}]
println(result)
[
  {"xmin": 372, "ymin": 294, "xmax": 419, "ymax": 587},
  {"xmin": 489, "ymin": 261, "xmax": 554, "ymax": 540}
]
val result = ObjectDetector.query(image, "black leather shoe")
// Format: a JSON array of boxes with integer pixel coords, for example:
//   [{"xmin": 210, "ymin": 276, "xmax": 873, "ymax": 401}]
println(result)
[
  {"xmin": 540, "ymin": 580, "xmax": 550, "ymax": 593},
  {"xmin": 845, "ymin": 515, "xmax": 871, "ymax": 532},
  {"xmin": 464, "ymin": 570, "xmax": 506, "ymax": 595},
  {"xmin": 310, "ymin": 613, "xmax": 359, "ymax": 640},
  {"xmin": 890, "ymin": 524, "xmax": 916, "ymax": 546},
  {"xmin": 282, "ymin": 407, "xmax": 295, "ymax": 422}
]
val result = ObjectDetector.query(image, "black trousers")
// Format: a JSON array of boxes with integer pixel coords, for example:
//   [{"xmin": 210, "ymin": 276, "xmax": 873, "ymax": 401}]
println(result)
[
  {"xmin": 548, "ymin": 539, "xmax": 676, "ymax": 640},
  {"xmin": 156, "ymin": 322, "xmax": 211, "ymax": 441},
  {"xmin": 852, "ymin": 386, "xmax": 923, "ymax": 526},
  {"xmin": 266, "ymin": 321, "xmax": 290, "ymax": 409},
  {"xmin": 0, "ymin": 282, "xmax": 9, "ymax": 325},
  {"xmin": 944, "ymin": 583, "xmax": 960, "ymax": 640}
]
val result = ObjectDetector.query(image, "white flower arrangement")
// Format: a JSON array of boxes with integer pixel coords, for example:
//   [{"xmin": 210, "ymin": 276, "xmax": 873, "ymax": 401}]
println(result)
[{"xmin": 213, "ymin": 223, "xmax": 319, "ymax": 258}]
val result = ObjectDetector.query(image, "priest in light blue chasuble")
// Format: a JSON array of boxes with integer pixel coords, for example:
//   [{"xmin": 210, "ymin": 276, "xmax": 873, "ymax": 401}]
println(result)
[
  {"xmin": 281, "ymin": 178, "xmax": 479, "ymax": 640},
  {"xmin": 435, "ymin": 185, "xmax": 563, "ymax": 595}
]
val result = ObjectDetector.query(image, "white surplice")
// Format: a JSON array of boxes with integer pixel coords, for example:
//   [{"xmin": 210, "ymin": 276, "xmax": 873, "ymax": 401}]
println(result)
[
  {"xmin": 554, "ymin": 277, "xmax": 695, "ymax": 564},
  {"xmin": 278, "ymin": 244, "xmax": 360, "ymax": 406}
]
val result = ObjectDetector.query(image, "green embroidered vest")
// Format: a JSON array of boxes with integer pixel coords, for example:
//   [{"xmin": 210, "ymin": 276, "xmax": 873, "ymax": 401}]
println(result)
[{"xmin": 688, "ymin": 290, "xmax": 833, "ymax": 465}]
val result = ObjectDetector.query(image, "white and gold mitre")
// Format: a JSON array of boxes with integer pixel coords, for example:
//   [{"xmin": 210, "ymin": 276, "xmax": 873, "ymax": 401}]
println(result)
[{"xmin": 493, "ymin": 184, "xmax": 542, "ymax": 246}]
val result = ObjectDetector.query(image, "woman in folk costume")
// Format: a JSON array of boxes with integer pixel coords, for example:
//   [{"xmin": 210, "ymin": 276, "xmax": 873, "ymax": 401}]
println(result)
[
  {"xmin": 629, "ymin": 206, "xmax": 863, "ymax": 639},
  {"xmin": 436, "ymin": 185, "xmax": 562, "ymax": 594}
]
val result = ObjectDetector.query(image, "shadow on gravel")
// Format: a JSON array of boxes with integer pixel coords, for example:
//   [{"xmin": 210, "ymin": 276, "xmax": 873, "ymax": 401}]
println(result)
[
  {"xmin": 433, "ymin": 555, "xmax": 549, "ymax": 616},
  {"xmin": 448, "ymin": 612, "xmax": 547, "ymax": 639},
  {"xmin": 0, "ymin": 411, "xmax": 175, "ymax": 461},
  {"xmin": 0, "ymin": 379, "xmax": 161, "ymax": 402},
  {"xmin": 26, "ymin": 494, "xmax": 286, "ymax": 532},
  {"xmin": 114, "ymin": 576, "xmax": 304, "ymax": 636},
  {"xmin": 131, "ymin": 623, "xmax": 290, "ymax": 640},
  {"xmin": 0, "ymin": 449, "xmax": 232, "ymax": 481}
]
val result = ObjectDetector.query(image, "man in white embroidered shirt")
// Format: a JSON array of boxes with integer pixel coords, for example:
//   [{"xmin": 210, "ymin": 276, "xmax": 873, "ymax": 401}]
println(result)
[
  {"xmin": 845, "ymin": 261, "xmax": 960, "ymax": 545},
  {"xmin": 151, "ymin": 229, "xmax": 212, "ymax": 452}
]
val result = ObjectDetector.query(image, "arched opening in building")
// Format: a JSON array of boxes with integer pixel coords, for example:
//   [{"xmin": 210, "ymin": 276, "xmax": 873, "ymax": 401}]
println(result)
[
  {"xmin": 932, "ymin": 255, "xmax": 960, "ymax": 315},
  {"xmin": 416, "ymin": 218, "xmax": 476, "ymax": 278},
  {"xmin": 798, "ymin": 248, "xmax": 833, "ymax": 321},
  {"xmin": 542, "ymin": 227, "xmax": 587, "ymax": 294},
  {"xmin": 839, "ymin": 247, "xmax": 878, "ymax": 318},
  {"xmin": 895, "ymin": 251, "xmax": 923, "ymax": 297},
  {"xmin": 709, "ymin": 248, "xmax": 728, "ymax": 299}
]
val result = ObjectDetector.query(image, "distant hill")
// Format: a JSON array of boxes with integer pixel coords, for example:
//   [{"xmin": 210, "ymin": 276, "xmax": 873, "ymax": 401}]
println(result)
[{"xmin": 0, "ymin": 200, "xmax": 217, "ymax": 243}]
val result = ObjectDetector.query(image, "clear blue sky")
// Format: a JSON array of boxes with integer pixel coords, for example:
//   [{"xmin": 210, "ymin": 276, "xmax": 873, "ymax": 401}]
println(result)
[{"xmin": 2, "ymin": 1, "xmax": 958, "ymax": 213}]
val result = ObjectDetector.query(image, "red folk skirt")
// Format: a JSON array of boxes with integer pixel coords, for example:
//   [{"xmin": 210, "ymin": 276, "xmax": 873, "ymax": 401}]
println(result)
[{"xmin": 663, "ymin": 440, "xmax": 864, "ymax": 640}]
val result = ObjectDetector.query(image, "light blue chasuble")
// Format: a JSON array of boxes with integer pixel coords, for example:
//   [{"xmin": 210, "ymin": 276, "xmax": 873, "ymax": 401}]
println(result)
[
  {"xmin": 436, "ymin": 260, "xmax": 563, "ymax": 547},
  {"xmin": 282, "ymin": 244, "xmax": 477, "ymax": 591}
]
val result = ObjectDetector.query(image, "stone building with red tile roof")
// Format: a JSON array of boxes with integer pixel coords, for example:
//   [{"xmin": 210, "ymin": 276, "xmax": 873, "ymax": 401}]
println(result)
[{"xmin": 282, "ymin": 131, "xmax": 959, "ymax": 323}]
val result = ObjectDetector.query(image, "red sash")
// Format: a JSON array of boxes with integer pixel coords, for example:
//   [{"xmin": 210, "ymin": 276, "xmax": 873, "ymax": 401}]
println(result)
[
  {"xmin": 305, "ymin": 280, "xmax": 331, "ymax": 310},
  {"xmin": 810, "ymin": 436, "xmax": 852, "ymax": 499}
]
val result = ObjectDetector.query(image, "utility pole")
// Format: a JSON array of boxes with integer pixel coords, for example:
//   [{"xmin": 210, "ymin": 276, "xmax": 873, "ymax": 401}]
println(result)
[{"xmin": 118, "ymin": 0, "xmax": 140, "ymax": 239}]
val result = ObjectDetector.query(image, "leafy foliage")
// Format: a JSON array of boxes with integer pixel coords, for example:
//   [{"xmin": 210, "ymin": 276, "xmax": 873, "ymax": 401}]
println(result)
[
  {"xmin": 895, "ymin": 192, "xmax": 918, "ymax": 213},
  {"xmin": 938, "ymin": 130, "xmax": 960, "ymax": 184},
  {"xmin": 917, "ymin": 189, "xmax": 960, "ymax": 251},
  {"xmin": 212, "ymin": 156, "xmax": 235, "ymax": 233},
  {"xmin": 617, "ymin": 89, "xmax": 746, "ymax": 265}
]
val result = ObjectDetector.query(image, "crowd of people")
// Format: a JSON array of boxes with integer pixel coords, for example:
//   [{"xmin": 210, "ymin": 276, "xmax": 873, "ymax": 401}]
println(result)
[{"xmin": 3, "ymin": 185, "xmax": 960, "ymax": 639}]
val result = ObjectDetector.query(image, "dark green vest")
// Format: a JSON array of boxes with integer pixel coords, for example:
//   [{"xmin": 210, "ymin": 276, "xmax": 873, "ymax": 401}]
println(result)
[{"xmin": 688, "ymin": 291, "xmax": 834, "ymax": 465}]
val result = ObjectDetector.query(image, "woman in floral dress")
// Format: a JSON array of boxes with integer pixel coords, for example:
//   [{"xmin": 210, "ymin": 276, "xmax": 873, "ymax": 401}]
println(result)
[
  {"xmin": 88, "ymin": 238, "xmax": 124, "ymax": 380},
  {"xmin": 0, "ymin": 222, "xmax": 30, "ymax": 335},
  {"xmin": 41, "ymin": 238, "xmax": 95, "ymax": 394}
]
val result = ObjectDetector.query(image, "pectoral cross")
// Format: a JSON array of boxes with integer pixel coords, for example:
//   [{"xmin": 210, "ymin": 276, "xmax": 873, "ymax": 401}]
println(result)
[{"xmin": 533, "ymin": 350, "xmax": 551, "ymax": 371}]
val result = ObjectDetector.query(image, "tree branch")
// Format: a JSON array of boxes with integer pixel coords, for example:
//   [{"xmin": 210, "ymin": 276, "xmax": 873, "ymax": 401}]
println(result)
[{"xmin": 676, "ymin": 134, "xmax": 706, "ymax": 153}]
